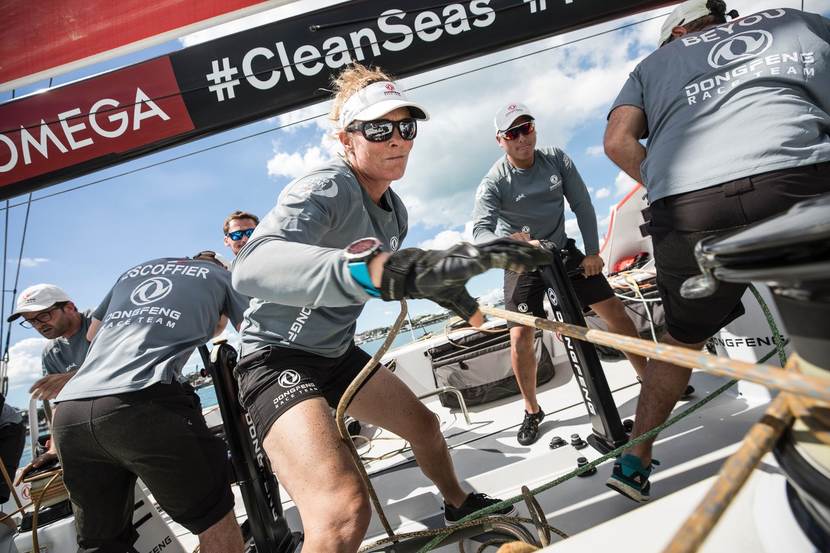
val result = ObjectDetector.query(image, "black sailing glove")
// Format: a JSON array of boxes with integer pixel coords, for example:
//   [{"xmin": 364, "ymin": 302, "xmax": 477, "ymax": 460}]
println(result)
[{"xmin": 379, "ymin": 238, "xmax": 554, "ymax": 320}]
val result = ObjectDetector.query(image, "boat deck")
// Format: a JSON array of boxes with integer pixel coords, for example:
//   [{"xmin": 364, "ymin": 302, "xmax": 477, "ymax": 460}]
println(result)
[{"xmin": 173, "ymin": 352, "xmax": 789, "ymax": 552}]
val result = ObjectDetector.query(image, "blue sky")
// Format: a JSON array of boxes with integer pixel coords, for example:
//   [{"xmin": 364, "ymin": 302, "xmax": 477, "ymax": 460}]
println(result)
[{"xmin": 1, "ymin": 0, "xmax": 827, "ymax": 408}]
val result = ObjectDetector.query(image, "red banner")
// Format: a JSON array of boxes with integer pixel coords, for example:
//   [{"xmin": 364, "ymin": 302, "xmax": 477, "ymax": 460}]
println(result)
[
  {"xmin": 0, "ymin": 0, "xmax": 276, "ymax": 90},
  {"xmin": 0, "ymin": 57, "xmax": 194, "ymax": 189}
]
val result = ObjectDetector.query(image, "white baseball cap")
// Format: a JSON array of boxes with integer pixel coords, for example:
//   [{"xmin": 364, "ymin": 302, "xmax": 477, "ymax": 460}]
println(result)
[
  {"xmin": 659, "ymin": 0, "xmax": 717, "ymax": 45},
  {"xmin": 338, "ymin": 81, "xmax": 429, "ymax": 129},
  {"xmin": 494, "ymin": 103, "xmax": 535, "ymax": 132},
  {"xmin": 8, "ymin": 284, "xmax": 71, "ymax": 322}
]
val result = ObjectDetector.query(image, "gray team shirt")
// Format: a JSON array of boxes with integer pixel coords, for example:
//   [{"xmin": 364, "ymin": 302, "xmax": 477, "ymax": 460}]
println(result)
[
  {"xmin": 611, "ymin": 8, "xmax": 830, "ymax": 203},
  {"xmin": 41, "ymin": 309, "xmax": 97, "ymax": 375},
  {"xmin": 472, "ymin": 147, "xmax": 600, "ymax": 254},
  {"xmin": 233, "ymin": 158, "xmax": 408, "ymax": 358},
  {"xmin": 0, "ymin": 404, "xmax": 21, "ymax": 427},
  {"xmin": 56, "ymin": 258, "xmax": 247, "ymax": 401}
]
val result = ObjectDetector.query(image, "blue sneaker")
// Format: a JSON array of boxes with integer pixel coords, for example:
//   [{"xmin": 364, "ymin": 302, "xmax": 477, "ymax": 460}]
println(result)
[{"xmin": 606, "ymin": 454, "xmax": 660, "ymax": 503}]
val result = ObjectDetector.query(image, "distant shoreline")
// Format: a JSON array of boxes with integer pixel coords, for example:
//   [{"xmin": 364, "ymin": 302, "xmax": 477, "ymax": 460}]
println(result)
[{"xmin": 354, "ymin": 311, "xmax": 452, "ymax": 346}]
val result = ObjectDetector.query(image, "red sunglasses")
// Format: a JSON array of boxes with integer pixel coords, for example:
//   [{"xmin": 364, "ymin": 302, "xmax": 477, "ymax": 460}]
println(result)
[{"xmin": 499, "ymin": 121, "xmax": 535, "ymax": 141}]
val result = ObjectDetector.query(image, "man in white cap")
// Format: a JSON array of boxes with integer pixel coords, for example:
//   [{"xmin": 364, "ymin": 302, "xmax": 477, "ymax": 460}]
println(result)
[
  {"xmin": 604, "ymin": 0, "xmax": 830, "ymax": 502},
  {"xmin": 8, "ymin": 284, "xmax": 102, "ymax": 400},
  {"xmin": 472, "ymin": 103, "xmax": 648, "ymax": 447},
  {"xmin": 8, "ymin": 284, "xmax": 104, "ymax": 482}
]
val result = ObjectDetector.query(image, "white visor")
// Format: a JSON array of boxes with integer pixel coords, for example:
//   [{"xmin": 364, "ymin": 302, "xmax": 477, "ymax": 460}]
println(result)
[{"xmin": 338, "ymin": 81, "xmax": 429, "ymax": 129}]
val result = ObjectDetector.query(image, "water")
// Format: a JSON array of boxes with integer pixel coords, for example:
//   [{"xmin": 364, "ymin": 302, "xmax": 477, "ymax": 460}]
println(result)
[{"xmin": 359, "ymin": 319, "xmax": 449, "ymax": 356}]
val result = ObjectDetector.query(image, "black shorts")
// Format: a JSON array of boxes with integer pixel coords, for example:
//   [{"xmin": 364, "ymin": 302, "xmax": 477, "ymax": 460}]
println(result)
[
  {"xmin": 53, "ymin": 382, "xmax": 234, "ymax": 550},
  {"xmin": 648, "ymin": 161, "xmax": 830, "ymax": 344},
  {"xmin": 0, "ymin": 422, "xmax": 25, "ymax": 504},
  {"xmin": 236, "ymin": 343, "xmax": 379, "ymax": 441},
  {"xmin": 503, "ymin": 241, "xmax": 614, "ymax": 328}
]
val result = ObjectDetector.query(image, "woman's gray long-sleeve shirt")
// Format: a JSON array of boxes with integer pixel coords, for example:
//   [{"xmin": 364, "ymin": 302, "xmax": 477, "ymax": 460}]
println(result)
[{"xmin": 233, "ymin": 158, "xmax": 408, "ymax": 358}]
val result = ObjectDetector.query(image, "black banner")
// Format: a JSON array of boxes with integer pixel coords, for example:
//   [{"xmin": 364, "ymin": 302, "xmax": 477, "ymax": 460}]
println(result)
[{"xmin": 0, "ymin": 0, "xmax": 670, "ymax": 200}]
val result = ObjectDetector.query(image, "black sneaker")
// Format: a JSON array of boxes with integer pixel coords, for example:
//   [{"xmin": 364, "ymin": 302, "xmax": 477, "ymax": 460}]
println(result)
[
  {"xmin": 444, "ymin": 493, "xmax": 516, "ymax": 524},
  {"xmin": 517, "ymin": 409, "xmax": 545, "ymax": 446}
]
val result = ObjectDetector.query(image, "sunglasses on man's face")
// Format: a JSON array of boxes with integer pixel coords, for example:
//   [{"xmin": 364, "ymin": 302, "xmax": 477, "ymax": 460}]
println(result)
[
  {"xmin": 226, "ymin": 228, "xmax": 255, "ymax": 241},
  {"xmin": 347, "ymin": 118, "xmax": 418, "ymax": 142},
  {"xmin": 499, "ymin": 121, "xmax": 535, "ymax": 141}
]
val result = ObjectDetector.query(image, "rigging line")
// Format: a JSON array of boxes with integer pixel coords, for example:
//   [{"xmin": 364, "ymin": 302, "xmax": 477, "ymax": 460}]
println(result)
[
  {"xmin": 0, "ymin": 8, "xmax": 668, "ymax": 136},
  {"xmin": 407, "ymin": 11, "xmax": 667, "ymax": 92},
  {"xmin": 0, "ymin": 201, "xmax": 8, "ymax": 365},
  {"xmin": 0, "ymin": 112, "xmax": 325, "ymax": 211},
  {"xmin": 1, "ymin": 77, "xmax": 53, "ymax": 380},
  {"xmin": 2, "ymin": 193, "xmax": 33, "ymax": 363},
  {"xmin": 0, "ymin": 12, "xmax": 665, "ymax": 210}
]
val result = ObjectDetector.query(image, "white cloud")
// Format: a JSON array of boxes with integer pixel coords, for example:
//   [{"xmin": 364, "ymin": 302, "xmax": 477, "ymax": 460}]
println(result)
[
  {"xmin": 585, "ymin": 145, "xmax": 604, "ymax": 157},
  {"xmin": 6, "ymin": 338, "xmax": 47, "ymax": 391},
  {"xmin": 266, "ymin": 146, "xmax": 328, "ymax": 179},
  {"xmin": 417, "ymin": 222, "xmax": 474, "ymax": 250},
  {"xmin": 271, "ymin": 103, "xmax": 332, "ymax": 134},
  {"xmin": 477, "ymin": 287, "xmax": 504, "ymax": 307},
  {"xmin": 564, "ymin": 218, "xmax": 580, "ymax": 236},
  {"xmin": 595, "ymin": 187, "xmax": 611, "ymax": 199},
  {"xmin": 614, "ymin": 171, "xmax": 638, "ymax": 197},
  {"xmin": 7, "ymin": 257, "xmax": 49, "ymax": 268}
]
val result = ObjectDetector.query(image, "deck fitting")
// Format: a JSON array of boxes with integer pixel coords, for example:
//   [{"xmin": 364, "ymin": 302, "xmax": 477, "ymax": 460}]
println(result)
[
  {"xmin": 570, "ymin": 433, "xmax": 588, "ymax": 449},
  {"xmin": 576, "ymin": 456, "xmax": 597, "ymax": 477}
]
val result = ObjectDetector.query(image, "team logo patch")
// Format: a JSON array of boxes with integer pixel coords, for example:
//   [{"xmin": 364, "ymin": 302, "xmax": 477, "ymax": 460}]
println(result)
[
  {"xmin": 130, "ymin": 277, "xmax": 173, "ymax": 306},
  {"xmin": 549, "ymin": 174, "xmax": 562, "ymax": 190},
  {"xmin": 707, "ymin": 30, "xmax": 773, "ymax": 68},
  {"xmin": 293, "ymin": 177, "xmax": 338, "ymax": 199},
  {"xmin": 518, "ymin": 303, "xmax": 528, "ymax": 313},
  {"xmin": 514, "ymin": 193, "xmax": 526, "ymax": 202},
  {"xmin": 390, "ymin": 236, "xmax": 399, "ymax": 251},
  {"xmin": 521, "ymin": 226, "xmax": 531, "ymax": 234},
  {"xmin": 277, "ymin": 369, "xmax": 302, "ymax": 388}
]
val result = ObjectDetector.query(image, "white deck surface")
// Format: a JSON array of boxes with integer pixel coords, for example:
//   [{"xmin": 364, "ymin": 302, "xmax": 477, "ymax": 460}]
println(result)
[{"xmin": 167, "ymin": 343, "xmax": 796, "ymax": 552}]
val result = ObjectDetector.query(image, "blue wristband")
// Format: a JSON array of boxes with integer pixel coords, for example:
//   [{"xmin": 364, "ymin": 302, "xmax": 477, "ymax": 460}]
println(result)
[{"xmin": 348, "ymin": 261, "xmax": 381, "ymax": 297}]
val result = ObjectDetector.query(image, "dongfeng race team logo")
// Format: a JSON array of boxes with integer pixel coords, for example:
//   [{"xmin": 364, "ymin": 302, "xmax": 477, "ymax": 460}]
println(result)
[
  {"xmin": 390, "ymin": 236, "xmax": 399, "ymax": 251},
  {"xmin": 130, "ymin": 277, "xmax": 173, "ymax": 306},
  {"xmin": 278, "ymin": 369, "xmax": 302, "ymax": 388},
  {"xmin": 549, "ymin": 174, "xmax": 562, "ymax": 190},
  {"xmin": 707, "ymin": 30, "xmax": 773, "ymax": 68},
  {"xmin": 518, "ymin": 303, "xmax": 529, "ymax": 313}
]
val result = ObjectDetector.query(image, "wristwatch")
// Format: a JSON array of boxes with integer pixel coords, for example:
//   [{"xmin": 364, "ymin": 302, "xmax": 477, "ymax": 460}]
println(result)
[{"xmin": 344, "ymin": 237, "xmax": 384, "ymax": 297}]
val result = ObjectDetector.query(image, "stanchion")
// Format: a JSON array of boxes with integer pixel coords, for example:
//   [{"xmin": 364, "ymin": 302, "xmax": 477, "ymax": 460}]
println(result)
[
  {"xmin": 198, "ymin": 344, "xmax": 298, "ymax": 553},
  {"xmin": 536, "ymin": 249, "xmax": 627, "ymax": 451}
]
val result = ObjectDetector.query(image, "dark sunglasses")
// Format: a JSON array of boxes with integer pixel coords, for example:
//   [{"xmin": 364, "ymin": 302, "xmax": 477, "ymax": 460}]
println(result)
[
  {"xmin": 499, "ymin": 121, "xmax": 535, "ymax": 141},
  {"xmin": 347, "ymin": 118, "xmax": 418, "ymax": 142},
  {"xmin": 226, "ymin": 228, "xmax": 255, "ymax": 241},
  {"xmin": 19, "ymin": 304, "xmax": 65, "ymax": 328}
]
